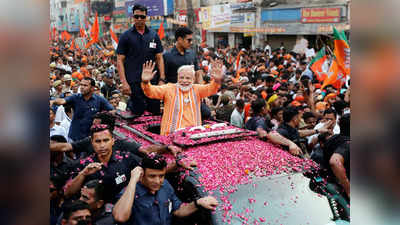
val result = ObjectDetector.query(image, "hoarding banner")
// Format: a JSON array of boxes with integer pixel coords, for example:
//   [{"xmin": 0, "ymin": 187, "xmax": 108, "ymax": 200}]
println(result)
[
  {"xmin": 150, "ymin": 19, "xmax": 169, "ymax": 29},
  {"xmin": 230, "ymin": 2, "xmax": 254, "ymax": 11},
  {"xmin": 67, "ymin": 4, "xmax": 81, "ymax": 32},
  {"xmin": 210, "ymin": 4, "xmax": 231, "ymax": 28},
  {"xmin": 115, "ymin": 0, "xmax": 126, "ymax": 8},
  {"xmin": 231, "ymin": 12, "xmax": 255, "ymax": 26},
  {"xmin": 125, "ymin": 0, "xmax": 164, "ymax": 17},
  {"xmin": 301, "ymin": 7, "xmax": 341, "ymax": 23},
  {"xmin": 113, "ymin": 7, "xmax": 126, "ymax": 18}
]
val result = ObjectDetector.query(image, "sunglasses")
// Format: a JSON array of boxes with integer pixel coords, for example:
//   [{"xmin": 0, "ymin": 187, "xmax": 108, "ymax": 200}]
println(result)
[{"xmin": 133, "ymin": 15, "xmax": 146, "ymax": 19}]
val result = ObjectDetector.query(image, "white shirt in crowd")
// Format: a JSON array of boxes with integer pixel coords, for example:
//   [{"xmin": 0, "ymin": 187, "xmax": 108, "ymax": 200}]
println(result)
[
  {"xmin": 264, "ymin": 44, "xmax": 271, "ymax": 54},
  {"xmin": 60, "ymin": 116, "xmax": 72, "ymax": 142},
  {"xmin": 230, "ymin": 108, "xmax": 244, "ymax": 128},
  {"xmin": 307, "ymin": 121, "xmax": 340, "ymax": 145},
  {"xmin": 50, "ymin": 124, "xmax": 68, "ymax": 141},
  {"xmin": 55, "ymin": 105, "xmax": 67, "ymax": 124}
]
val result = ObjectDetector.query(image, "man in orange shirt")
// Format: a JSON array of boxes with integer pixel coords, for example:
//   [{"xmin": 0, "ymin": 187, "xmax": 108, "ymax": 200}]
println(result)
[{"xmin": 141, "ymin": 60, "xmax": 223, "ymax": 135}]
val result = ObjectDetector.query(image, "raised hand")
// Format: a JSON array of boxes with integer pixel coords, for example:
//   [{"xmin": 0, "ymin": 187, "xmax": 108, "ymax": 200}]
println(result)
[
  {"xmin": 130, "ymin": 166, "xmax": 144, "ymax": 183},
  {"xmin": 141, "ymin": 60, "xmax": 157, "ymax": 83},
  {"xmin": 210, "ymin": 58, "xmax": 224, "ymax": 83}
]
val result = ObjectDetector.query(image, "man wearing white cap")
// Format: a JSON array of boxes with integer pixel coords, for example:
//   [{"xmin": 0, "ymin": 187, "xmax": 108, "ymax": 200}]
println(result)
[
  {"xmin": 52, "ymin": 80, "xmax": 64, "ymax": 98},
  {"xmin": 63, "ymin": 74, "xmax": 72, "ymax": 93}
]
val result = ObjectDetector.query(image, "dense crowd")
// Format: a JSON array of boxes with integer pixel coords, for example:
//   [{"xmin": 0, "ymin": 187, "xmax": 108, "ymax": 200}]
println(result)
[{"xmin": 49, "ymin": 4, "xmax": 350, "ymax": 225}]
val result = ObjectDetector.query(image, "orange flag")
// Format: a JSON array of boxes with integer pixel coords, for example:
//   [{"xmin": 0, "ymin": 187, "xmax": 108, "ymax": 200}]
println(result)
[
  {"xmin": 321, "ymin": 59, "xmax": 346, "ymax": 90},
  {"xmin": 235, "ymin": 50, "xmax": 245, "ymax": 78},
  {"xmin": 333, "ymin": 27, "xmax": 350, "ymax": 76},
  {"xmin": 320, "ymin": 27, "xmax": 350, "ymax": 91},
  {"xmin": 309, "ymin": 47, "xmax": 328, "ymax": 82},
  {"xmin": 85, "ymin": 13, "xmax": 99, "ymax": 48},
  {"xmin": 52, "ymin": 27, "xmax": 56, "ymax": 40},
  {"xmin": 110, "ymin": 26, "xmax": 119, "ymax": 50},
  {"xmin": 80, "ymin": 27, "xmax": 87, "ymax": 38},
  {"xmin": 157, "ymin": 21, "xmax": 165, "ymax": 40},
  {"xmin": 61, "ymin": 30, "xmax": 71, "ymax": 41}
]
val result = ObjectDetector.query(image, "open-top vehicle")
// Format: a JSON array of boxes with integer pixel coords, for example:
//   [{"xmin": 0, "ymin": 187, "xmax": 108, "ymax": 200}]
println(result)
[{"xmin": 114, "ymin": 112, "xmax": 350, "ymax": 225}]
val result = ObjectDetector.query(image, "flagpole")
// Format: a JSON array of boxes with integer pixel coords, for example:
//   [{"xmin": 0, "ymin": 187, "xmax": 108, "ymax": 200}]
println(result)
[{"xmin": 326, "ymin": 45, "xmax": 334, "ymax": 56}]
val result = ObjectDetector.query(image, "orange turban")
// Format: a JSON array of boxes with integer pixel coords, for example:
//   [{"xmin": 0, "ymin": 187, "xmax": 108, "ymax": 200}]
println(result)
[
  {"xmin": 324, "ymin": 93, "xmax": 337, "ymax": 102},
  {"xmin": 291, "ymin": 101, "xmax": 302, "ymax": 107},
  {"xmin": 72, "ymin": 71, "xmax": 84, "ymax": 80},
  {"xmin": 316, "ymin": 101, "xmax": 328, "ymax": 111},
  {"xmin": 294, "ymin": 95, "xmax": 305, "ymax": 102}
]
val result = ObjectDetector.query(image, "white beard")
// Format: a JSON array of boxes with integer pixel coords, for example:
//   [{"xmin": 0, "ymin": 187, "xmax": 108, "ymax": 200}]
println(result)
[{"xmin": 177, "ymin": 83, "xmax": 193, "ymax": 92}]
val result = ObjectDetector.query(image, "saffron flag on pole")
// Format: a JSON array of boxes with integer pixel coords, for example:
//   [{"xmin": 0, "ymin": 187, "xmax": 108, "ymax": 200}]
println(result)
[
  {"xmin": 321, "ymin": 57, "xmax": 346, "ymax": 90},
  {"xmin": 109, "ymin": 26, "xmax": 119, "ymax": 50},
  {"xmin": 80, "ymin": 27, "xmax": 87, "ymax": 38},
  {"xmin": 85, "ymin": 12, "xmax": 99, "ymax": 48},
  {"xmin": 61, "ymin": 30, "xmax": 71, "ymax": 41},
  {"xmin": 309, "ymin": 47, "xmax": 328, "ymax": 82},
  {"xmin": 69, "ymin": 39, "xmax": 75, "ymax": 51},
  {"xmin": 232, "ymin": 50, "xmax": 246, "ymax": 83},
  {"xmin": 157, "ymin": 21, "xmax": 165, "ymax": 40},
  {"xmin": 52, "ymin": 27, "xmax": 55, "ymax": 40},
  {"xmin": 333, "ymin": 26, "xmax": 350, "ymax": 76},
  {"xmin": 320, "ymin": 27, "xmax": 350, "ymax": 90}
]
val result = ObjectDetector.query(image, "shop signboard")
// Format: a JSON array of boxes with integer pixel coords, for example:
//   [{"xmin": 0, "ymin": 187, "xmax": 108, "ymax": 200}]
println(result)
[
  {"xmin": 317, "ymin": 24, "xmax": 350, "ymax": 33},
  {"xmin": 301, "ymin": 7, "xmax": 341, "ymax": 23},
  {"xmin": 261, "ymin": 8, "xmax": 301, "ymax": 22},
  {"xmin": 258, "ymin": 23, "xmax": 349, "ymax": 35}
]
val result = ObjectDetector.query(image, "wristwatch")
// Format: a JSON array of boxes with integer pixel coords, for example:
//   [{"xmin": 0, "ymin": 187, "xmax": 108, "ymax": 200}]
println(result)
[{"xmin": 314, "ymin": 129, "xmax": 319, "ymax": 134}]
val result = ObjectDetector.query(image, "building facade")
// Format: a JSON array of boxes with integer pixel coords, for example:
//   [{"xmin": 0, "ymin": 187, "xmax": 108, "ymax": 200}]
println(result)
[
  {"xmin": 50, "ymin": 0, "xmax": 90, "ymax": 33},
  {"xmin": 197, "ymin": 0, "xmax": 350, "ymax": 50}
]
